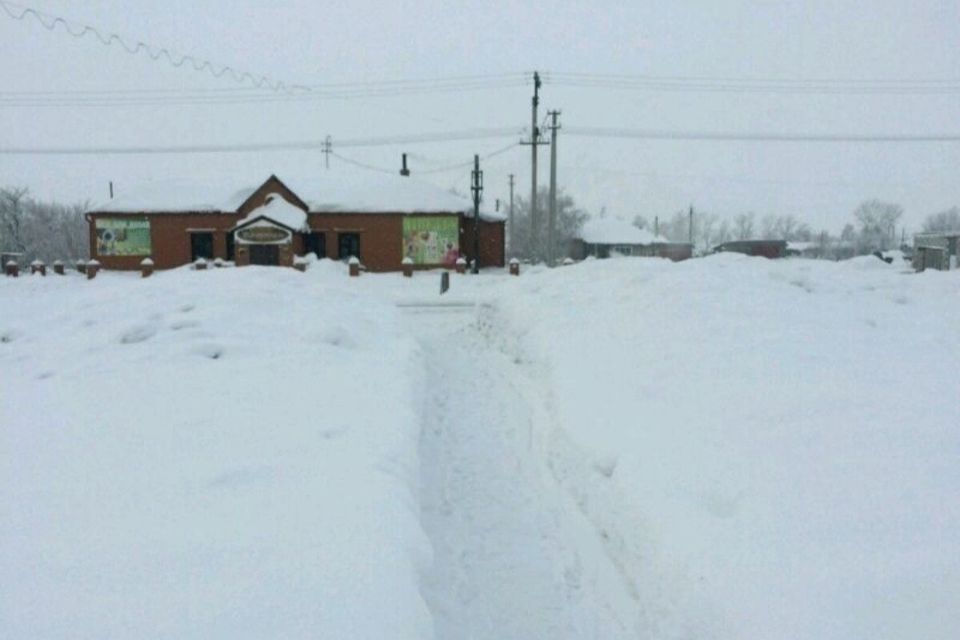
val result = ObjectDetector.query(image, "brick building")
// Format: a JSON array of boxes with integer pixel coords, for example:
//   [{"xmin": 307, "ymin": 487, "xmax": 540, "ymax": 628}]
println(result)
[{"xmin": 86, "ymin": 174, "xmax": 505, "ymax": 271}]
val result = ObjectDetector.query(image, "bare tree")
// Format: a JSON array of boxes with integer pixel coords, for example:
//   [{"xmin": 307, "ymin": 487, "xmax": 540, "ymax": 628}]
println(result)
[
  {"xmin": 510, "ymin": 187, "xmax": 588, "ymax": 261},
  {"xmin": 0, "ymin": 187, "xmax": 89, "ymax": 263},
  {"xmin": 921, "ymin": 206, "xmax": 960, "ymax": 233},
  {"xmin": 0, "ymin": 187, "xmax": 30, "ymax": 255},
  {"xmin": 853, "ymin": 199, "xmax": 903, "ymax": 251},
  {"xmin": 733, "ymin": 213, "xmax": 755, "ymax": 240}
]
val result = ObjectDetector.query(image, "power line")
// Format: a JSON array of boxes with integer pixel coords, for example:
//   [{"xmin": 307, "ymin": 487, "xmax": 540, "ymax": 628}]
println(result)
[
  {"xmin": 565, "ymin": 127, "xmax": 960, "ymax": 143},
  {"xmin": 328, "ymin": 152, "xmax": 395, "ymax": 174},
  {"xmin": 330, "ymin": 143, "xmax": 521, "ymax": 176},
  {"xmin": 0, "ymin": 128, "xmax": 525, "ymax": 155},
  {"xmin": 0, "ymin": 76, "xmax": 532, "ymax": 108},
  {"xmin": 546, "ymin": 71, "xmax": 960, "ymax": 95},
  {"xmin": 0, "ymin": 0, "xmax": 308, "ymax": 92}
]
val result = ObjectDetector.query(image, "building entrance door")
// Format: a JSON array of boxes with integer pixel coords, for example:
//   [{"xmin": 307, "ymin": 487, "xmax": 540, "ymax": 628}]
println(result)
[
  {"xmin": 249, "ymin": 245, "xmax": 280, "ymax": 266},
  {"xmin": 190, "ymin": 232, "xmax": 214, "ymax": 262}
]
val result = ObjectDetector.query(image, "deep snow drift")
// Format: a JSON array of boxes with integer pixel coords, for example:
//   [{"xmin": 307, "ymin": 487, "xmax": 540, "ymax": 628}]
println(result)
[
  {"xmin": 491, "ymin": 254, "xmax": 960, "ymax": 639},
  {"xmin": 1, "ymin": 266, "xmax": 431, "ymax": 639},
  {"xmin": 2, "ymin": 254, "xmax": 958, "ymax": 639}
]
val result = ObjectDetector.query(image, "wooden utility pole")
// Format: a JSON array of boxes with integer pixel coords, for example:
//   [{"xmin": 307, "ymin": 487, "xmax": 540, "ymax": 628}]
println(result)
[
  {"xmin": 322, "ymin": 135, "xmax": 332, "ymax": 170},
  {"xmin": 547, "ymin": 110, "xmax": 561, "ymax": 266},
  {"xmin": 508, "ymin": 173, "xmax": 515, "ymax": 254},
  {"xmin": 471, "ymin": 154, "xmax": 483, "ymax": 274},
  {"xmin": 520, "ymin": 72, "xmax": 547, "ymax": 261}
]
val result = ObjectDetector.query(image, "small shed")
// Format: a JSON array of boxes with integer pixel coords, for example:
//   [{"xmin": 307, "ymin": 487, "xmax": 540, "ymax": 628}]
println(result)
[
  {"xmin": 570, "ymin": 218, "xmax": 693, "ymax": 261},
  {"xmin": 913, "ymin": 231, "xmax": 960, "ymax": 272}
]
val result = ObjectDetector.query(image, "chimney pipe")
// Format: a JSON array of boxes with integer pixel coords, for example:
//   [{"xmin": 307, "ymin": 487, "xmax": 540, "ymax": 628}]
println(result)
[{"xmin": 400, "ymin": 153, "xmax": 410, "ymax": 177}]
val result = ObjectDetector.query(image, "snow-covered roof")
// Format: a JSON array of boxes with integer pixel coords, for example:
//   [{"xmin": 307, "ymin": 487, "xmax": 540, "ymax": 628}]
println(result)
[
  {"xmin": 578, "ymin": 217, "xmax": 670, "ymax": 245},
  {"xmin": 235, "ymin": 193, "xmax": 308, "ymax": 231},
  {"xmin": 91, "ymin": 172, "xmax": 505, "ymax": 221}
]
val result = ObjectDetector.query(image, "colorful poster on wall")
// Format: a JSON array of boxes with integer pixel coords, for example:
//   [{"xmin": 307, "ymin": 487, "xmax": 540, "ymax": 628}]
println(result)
[
  {"xmin": 402, "ymin": 216, "xmax": 459, "ymax": 265},
  {"xmin": 95, "ymin": 218, "xmax": 151, "ymax": 256}
]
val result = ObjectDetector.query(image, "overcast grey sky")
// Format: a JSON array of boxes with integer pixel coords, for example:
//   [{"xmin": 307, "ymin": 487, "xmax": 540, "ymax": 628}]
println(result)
[{"xmin": 1, "ymin": 0, "xmax": 958, "ymax": 231}]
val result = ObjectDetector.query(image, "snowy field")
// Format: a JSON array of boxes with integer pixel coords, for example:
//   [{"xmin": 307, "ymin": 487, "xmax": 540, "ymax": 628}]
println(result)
[{"xmin": 2, "ymin": 255, "xmax": 958, "ymax": 639}]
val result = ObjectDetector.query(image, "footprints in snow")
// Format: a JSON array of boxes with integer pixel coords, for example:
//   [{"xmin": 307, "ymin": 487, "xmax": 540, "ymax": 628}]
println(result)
[{"xmin": 116, "ymin": 303, "xmax": 225, "ymax": 360}]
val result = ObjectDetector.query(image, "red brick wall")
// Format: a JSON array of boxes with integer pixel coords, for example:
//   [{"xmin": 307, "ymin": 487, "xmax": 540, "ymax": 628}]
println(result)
[
  {"xmin": 89, "ymin": 211, "xmax": 505, "ymax": 271},
  {"xmin": 89, "ymin": 213, "xmax": 241, "ymax": 270},
  {"xmin": 460, "ymin": 219, "xmax": 506, "ymax": 268}
]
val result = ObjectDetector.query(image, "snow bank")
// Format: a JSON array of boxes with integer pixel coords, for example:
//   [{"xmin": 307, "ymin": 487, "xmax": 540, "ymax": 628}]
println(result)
[
  {"xmin": 0, "ymin": 267, "xmax": 431, "ymax": 639},
  {"xmin": 493, "ymin": 255, "xmax": 960, "ymax": 639}
]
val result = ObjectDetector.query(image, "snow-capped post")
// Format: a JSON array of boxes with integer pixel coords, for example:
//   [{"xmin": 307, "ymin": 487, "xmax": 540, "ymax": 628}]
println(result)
[
  {"xmin": 213, "ymin": 257, "xmax": 224, "ymax": 268},
  {"xmin": 194, "ymin": 257, "xmax": 207, "ymax": 271},
  {"xmin": 509, "ymin": 257, "xmax": 520, "ymax": 276},
  {"xmin": 31, "ymin": 260, "xmax": 46, "ymax": 276},
  {"xmin": 140, "ymin": 257, "xmax": 154, "ymax": 278},
  {"xmin": 76, "ymin": 259, "xmax": 86, "ymax": 274},
  {"xmin": 455, "ymin": 256, "xmax": 466, "ymax": 274},
  {"xmin": 53, "ymin": 260, "xmax": 65, "ymax": 275},
  {"xmin": 293, "ymin": 256, "xmax": 308, "ymax": 272},
  {"xmin": 4, "ymin": 260, "xmax": 18, "ymax": 278},
  {"xmin": 348, "ymin": 255, "xmax": 360, "ymax": 277},
  {"xmin": 86, "ymin": 259, "xmax": 100, "ymax": 280},
  {"xmin": 402, "ymin": 256, "xmax": 414, "ymax": 278}
]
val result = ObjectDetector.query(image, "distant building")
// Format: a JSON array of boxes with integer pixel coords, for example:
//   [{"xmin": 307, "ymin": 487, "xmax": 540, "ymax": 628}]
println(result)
[
  {"xmin": 85, "ymin": 174, "xmax": 505, "ymax": 271},
  {"xmin": 713, "ymin": 240, "xmax": 787, "ymax": 259},
  {"xmin": 570, "ymin": 217, "xmax": 693, "ymax": 261},
  {"xmin": 913, "ymin": 230, "xmax": 960, "ymax": 272}
]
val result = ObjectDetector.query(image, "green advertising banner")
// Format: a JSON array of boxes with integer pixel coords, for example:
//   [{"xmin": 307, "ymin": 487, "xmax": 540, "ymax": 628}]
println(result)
[
  {"xmin": 402, "ymin": 216, "xmax": 460, "ymax": 265},
  {"xmin": 96, "ymin": 218, "xmax": 152, "ymax": 256}
]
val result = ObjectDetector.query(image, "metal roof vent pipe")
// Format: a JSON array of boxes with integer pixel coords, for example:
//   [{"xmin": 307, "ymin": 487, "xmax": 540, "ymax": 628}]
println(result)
[{"xmin": 400, "ymin": 153, "xmax": 410, "ymax": 177}]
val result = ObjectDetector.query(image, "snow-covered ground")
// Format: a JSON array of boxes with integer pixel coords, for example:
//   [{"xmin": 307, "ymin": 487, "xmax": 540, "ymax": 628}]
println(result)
[
  {"xmin": 1, "ymin": 265, "xmax": 432, "ymax": 639},
  {"xmin": 2, "ymin": 255, "xmax": 958, "ymax": 639}
]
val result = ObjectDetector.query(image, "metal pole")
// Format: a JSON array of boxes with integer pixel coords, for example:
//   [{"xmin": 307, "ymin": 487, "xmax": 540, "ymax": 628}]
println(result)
[
  {"xmin": 471, "ymin": 154, "xmax": 483, "ymax": 274},
  {"xmin": 530, "ymin": 72, "xmax": 541, "ymax": 261},
  {"xmin": 547, "ymin": 110, "xmax": 561, "ymax": 266},
  {"xmin": 508, "ymin": 173, "xmax": 515, "ymax": 254}
]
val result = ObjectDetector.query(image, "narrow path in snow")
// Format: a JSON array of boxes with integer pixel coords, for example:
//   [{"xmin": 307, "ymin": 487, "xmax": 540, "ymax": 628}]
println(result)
[{"xmin": 404, "ymin": 302, "xmax": 629, "ymax": 640}]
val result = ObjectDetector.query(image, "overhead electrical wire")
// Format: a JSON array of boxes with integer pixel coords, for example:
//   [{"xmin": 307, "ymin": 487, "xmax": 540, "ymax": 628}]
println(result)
[
  {"xmin": 0, "ymin": 75, "xmax": 532, "ymax": 107},
  {"xmin": 0, "ymin": 0, "xmax": 309, "ymax": 92},
  {"xmin": 330, "ymin": 142, "xmax": 521, "ymax": 176},
  {"xmin": 564, "ymin": 127, "xmax": 960, "ymax": 143},
  {"xmin": 545, "ymin": 71, "xmax": 960, "ymax": 95},
  {"xmin": 0, "ymin": 128, "xmax": 526, "ymax": 155}
]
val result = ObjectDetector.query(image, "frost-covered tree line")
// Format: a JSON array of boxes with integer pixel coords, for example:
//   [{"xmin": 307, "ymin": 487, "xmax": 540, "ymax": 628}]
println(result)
[
  {"xmin": 0, "ymin": 187, "xmax": 90, "ymax": 264},
  {"xmin": 632, "ymin": 210, "xmax": 823, "ymax": 255},
  {"xmin": 632, "ymin": 199, "xmax": 959, "ymax": 257},
  {"xmin": 506, "ymin": 187, "xmax": 589, "ymax": 260}
]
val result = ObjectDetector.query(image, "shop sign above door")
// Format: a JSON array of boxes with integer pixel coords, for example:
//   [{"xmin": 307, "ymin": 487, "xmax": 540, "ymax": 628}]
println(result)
[{"xmin": 236, "ymin": 225, "xmax": 291, "ymax": 244}]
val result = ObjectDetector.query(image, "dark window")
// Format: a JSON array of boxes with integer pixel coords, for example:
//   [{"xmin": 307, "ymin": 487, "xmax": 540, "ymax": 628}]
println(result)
[
  {"xmin": 337, "ymin": 233, "xmax": 360, "ymax": 261},
  {"xmin": 190, "ymin": 232, "xmax": 214, "ymax": 262},
  {"xmin": 249, "ymin": 245, "xmax": 280, "ymax": 266},
  {"xmin": 304, "ymin": 232, "xmax": 326, "ymax": 258},
  {"xmin": 225, "ymin": 232, "xmax": 235, "ymax": 261}
]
